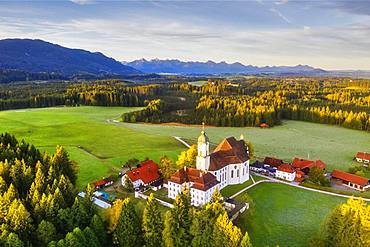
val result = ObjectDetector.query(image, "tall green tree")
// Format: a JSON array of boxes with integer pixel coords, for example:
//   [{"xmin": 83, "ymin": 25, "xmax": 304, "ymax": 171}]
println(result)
[
  {"xmin": 322, "ymin": 198, "xmax": 370, "ymax": 247},
  {"xmin": 90, "ymin": 214, "xmax": 108, "ymax": 246},
  {"xmin": 212, "ymin": 213, "xmax": 242, "ymax": 247},
  {"xmin": 113, "ymin": 198, "xmax": 143, "ymax": 247},
  {"xmin": 163, "ymin": 187, "xmax": 192, "ymax": 247},
  {"xmin": 142, "ymin": 193, "xmax": 163, "ymax": 247},
  {"xmin": 36, "ymin": 220, "xmax": 57, "ymax": 246}
]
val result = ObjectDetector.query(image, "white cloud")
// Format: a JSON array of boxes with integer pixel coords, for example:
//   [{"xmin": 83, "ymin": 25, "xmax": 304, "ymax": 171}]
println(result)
[
  {"xmin": 1, "ymin": 13, "xmax": 370, "ymax": 70},
  {"xmin": 275, "ymin": 0, "xmax": 289, "ymax": 5},
  {"xmin": 69, "ymin": 0, "xmax": 94, "ymax": 5}
]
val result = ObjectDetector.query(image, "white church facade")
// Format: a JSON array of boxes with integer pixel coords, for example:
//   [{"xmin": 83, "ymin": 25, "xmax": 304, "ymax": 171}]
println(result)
[{"xmin": 168, "ymin": 124, "xmax": 250, "ymax": 206}]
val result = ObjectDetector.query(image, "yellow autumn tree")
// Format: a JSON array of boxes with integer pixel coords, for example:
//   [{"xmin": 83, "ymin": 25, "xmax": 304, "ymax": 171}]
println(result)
[{"xmin": 176, "ymin": 145, "xmax": 197, "ymax": 169}]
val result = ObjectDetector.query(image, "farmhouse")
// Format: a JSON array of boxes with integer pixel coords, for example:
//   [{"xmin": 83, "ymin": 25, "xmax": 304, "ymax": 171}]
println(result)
[
  {"xmin": 168, "ymin": 167, "xmax": 219, "ymax": 207},
  {"xmin": 331, "ymin": 169, "xmax": 370, "ymax": 191},
  {"xmin": 264, "ymin": 157, "xmax": 284, "ymax": 167},
  {"xmin": 168, "ymin": 124, "xmax": 250, "ymax": 206},
  {"xmin": 355, "ymin": 152, "xmax": 370, "ymax": 166},
  {"xmin": 122, "ymin": 160, "xmax": 161, "ymax": 189},
  {"xmin": 292, "ymin": 157, "xmax": 326, "ymax": 174},
  {"xmin": 92, "ymin": 177, "xmax": 113, "ymax": 190},
  {"xmin": 275, "ymin": 163, "xmax": 296, "ymax": 181}
]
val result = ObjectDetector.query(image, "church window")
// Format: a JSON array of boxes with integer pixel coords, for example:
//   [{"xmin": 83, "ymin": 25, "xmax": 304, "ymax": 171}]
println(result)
[
  {"xmin": 237, "ymin": 170, "xmax": 239, "ymax": 177},
  {"xmin": 231, "ymin": 170, "xmax": 234, "ymax": 178}
]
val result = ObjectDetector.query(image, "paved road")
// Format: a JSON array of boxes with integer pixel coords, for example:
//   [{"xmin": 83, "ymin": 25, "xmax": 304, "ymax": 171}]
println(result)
[{"xmin": 173, "ymin": 136, "xmax": 191, "ymax": 148}]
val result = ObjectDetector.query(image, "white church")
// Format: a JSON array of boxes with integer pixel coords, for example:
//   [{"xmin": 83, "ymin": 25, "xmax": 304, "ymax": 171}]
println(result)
[{"xmin": 168, "ymin": 124, "xmax": 250, "ymax": 206}]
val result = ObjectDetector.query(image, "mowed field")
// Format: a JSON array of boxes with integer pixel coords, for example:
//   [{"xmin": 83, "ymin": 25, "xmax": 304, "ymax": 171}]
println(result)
[
  {"xmin": 119, "ymin": 120, "xmax": 370, "ymax": 173},
  {"xmin": 0, "ymin": 106, "xmax": 185, "ymax": 188},
  {"xmin": 235, "ymin": 183, "xmax": 346, "ymax": 247}
]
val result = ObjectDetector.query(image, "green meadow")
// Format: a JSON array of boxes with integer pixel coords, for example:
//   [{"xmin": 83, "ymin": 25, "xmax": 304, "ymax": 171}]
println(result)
[
  {"xmin": 0, "ymin": 106, "xmax": 367, "ymax": 246},
  {"xmin": 119, "ymin": 119, "xmax": 370, "ymax": 173},
  {"xmin": 235, "ymin": 183, "xmax": 346, "ymax": 247},
  {"xmin": 1, "ymin": 105, "xmax": 369, "ymax": 186},
  {"xmin": 0, "ymin": 106, "xmax": 185, "ymax": 188}
]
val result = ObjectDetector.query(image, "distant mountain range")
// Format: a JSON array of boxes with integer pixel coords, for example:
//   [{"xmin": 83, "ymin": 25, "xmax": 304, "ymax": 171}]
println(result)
[
  {"xmin": 0, "ymin": 39, "xmax": 141, "ymax": 77},
  {"xmin": 1, "ymin": 39, "xmax": 369, "ymax": 82},
  {"xmin": 123, "ymin": 59, "xmax": 329, "ymax": 76}
]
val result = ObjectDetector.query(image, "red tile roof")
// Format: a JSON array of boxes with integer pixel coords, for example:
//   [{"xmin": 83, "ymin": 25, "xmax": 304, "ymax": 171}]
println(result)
[
  {"xmin": 277, "ymin": 163, "xmax": 295, "ymax": 173},
  {"xmin": 169, "ymin": 167, "xmax": 219, "ymax": 191},
  {"xmin": 126, "ymin": 160, "xmax": 161, "ymax": 185},
  {"xmin": 264, "ymin": 157, "xmax": 284, "ymax": 167},
  {"xmin": 209, "ymin": 137, "xmax": 249, "ymax": 171},
  {"xmin": 292, "ymin": 158, "xmax": 326, "ymax": 170},
  {"xmin": 356, "ymin": 152, "xmax": 370, "ymax": 161},
  {"xmin": 93, "ymin": 176, "xmax": 113, "ymax": 188},
  {"xmin": 331, "ymin": 169, "xmax": 369, "ymax": 187}
]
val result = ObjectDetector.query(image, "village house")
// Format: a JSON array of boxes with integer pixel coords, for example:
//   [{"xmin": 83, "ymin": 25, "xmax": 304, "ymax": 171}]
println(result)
[
  {"xmin": 292, "ymin": 157, "xmax": 326, "ymax": 175},
  {"xmin": 250, "ymin": 161, "xmax": 277, "ymax": 176},
  {"xmin": 92, "ymin": 177, "xmax": 114, "ymax": 190},
  {"xmin": 331, "ymin": 169, "xmax": 370, "ymax": 191},
  {"xmin": 275, "ymin": 163, "xmax": 296, "ymax": 181},
  {"xmin": 355, "ymin": 152, "xmax": 370, "ymax": 166},
  {"xmin": 122, "ymin": 160, "xmax": 161, "ymax": 190},
  {"xmin": 263, "ymin": 157, "xmax": 284, "ymax": 167},
  {"xmin": 168, "ymin": 124, "xmax": 250, "ymax": 206}
]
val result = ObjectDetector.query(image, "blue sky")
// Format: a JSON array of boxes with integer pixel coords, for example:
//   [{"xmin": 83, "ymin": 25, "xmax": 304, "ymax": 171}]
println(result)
[{"xmin": 0, "ymin": 1, "xmax": 370, "ymax": 70}]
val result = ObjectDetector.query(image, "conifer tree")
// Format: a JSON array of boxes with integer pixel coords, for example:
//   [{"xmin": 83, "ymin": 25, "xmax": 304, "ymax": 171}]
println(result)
[
  {"xmin": 163, "ymin": 187, "xmax": 192, "ymax": 247},
  {"xmin": 142, "ymin": 193, "xmax": 163, "ymax": 247},
  {"xmin": 105, "ymin": 199, "xmax": 124, "ymax": 233},
  {"xmin": 323, "ymin": 198, "xmax": 370, "ymax": 247},
  {"xmin": 240, "ymin": 232, "xmax": 252, "ymax": 247},
  {"xmin": 6, "ymin": 232, "xmax": 24, "ymax": 247},
  {"xmin": 0, "ymin": 176, "xmax": 7, "ymax": 194},
  {"xmin": 212, "ymin": 213, "xmax": 242, "ymax": 247},
  {"xmin": 191, "ymin": 189, "xmax": 225, "ymax": 247},
  {"xmin": 82, "ymin": 227, "xmax": 100, "ymax": 247},
  {"xmin": 90, "ymin": 214, "xmax": 108, "ymax": 246},
  {"xmin": 36, "ymin": 220, "xmax": 57, "ymax": 246},
  {"xmin": 113, "ymin": 198, "xmax": 143, "ymax": 247}
]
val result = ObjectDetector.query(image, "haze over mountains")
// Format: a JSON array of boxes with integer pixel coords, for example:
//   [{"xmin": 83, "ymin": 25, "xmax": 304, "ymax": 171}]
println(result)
[
  {"xmin": 124, "ymin": 59, "xmax": 328, "ymax": 76},
  {"xmin": 0, "ymin": 38, "xmax": 369, "ymax": 81}
]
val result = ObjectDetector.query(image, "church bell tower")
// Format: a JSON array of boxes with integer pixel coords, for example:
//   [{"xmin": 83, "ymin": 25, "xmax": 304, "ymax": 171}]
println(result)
[{"xmin": 196, "ymin": 123, "xmax": 210, "ymax": 171}]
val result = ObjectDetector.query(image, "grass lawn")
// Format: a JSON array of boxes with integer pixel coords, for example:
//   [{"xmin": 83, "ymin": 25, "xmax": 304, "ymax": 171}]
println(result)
[
  {"xmin": 234, "ymin": 183, "xmax": 346, "ymax": 247},
  {"xmin": 144, "ymin": 188, "xmax": 174, "ymax": 204},
  {"xmin": 119, "ymin": 120, "xmax": 370, "ymax": 176},
  {"xmin": 0, "ymin": 106, "xmax": 185, "ymax": 188},
  {"xmin": 221, "ymin": 177, "xmax": 254, "ymax": 197}
]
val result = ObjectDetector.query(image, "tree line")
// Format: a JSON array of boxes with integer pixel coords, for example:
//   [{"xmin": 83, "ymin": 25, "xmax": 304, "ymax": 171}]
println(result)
[
  {"xmin": 0, "ymin": 81, "xmax": 160, "ymax": 111},
  {"xmin": 106, "ymin": 188, "xmax": 252, "ymax": 247}
]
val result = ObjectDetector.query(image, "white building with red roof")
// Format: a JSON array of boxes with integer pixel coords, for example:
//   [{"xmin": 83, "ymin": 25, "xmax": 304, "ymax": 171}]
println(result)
[
  {"xmin": 276, "ymin": 163, "xmax": 296, "ymax": 181},
  {"xmin": 331, "ymin": 169, "xmax": 370, "ymax": 191},
  {"xmin": 122, "ymin": 160, "xmax": 161, "ymax": 189},
  {"xmin": 168, "ymin": 167, "xmax": 219, "ymax": 206},
  {"xmin": 168, "ymin": 124, "xmax": 250, "ymax": 206},
  {"xmin": 355, "ymin": 152, "xmax": 370, "ymax": 166},
  {"xmin": 292, "ymin": 157, "xmax": 326, "ymax": 175}
]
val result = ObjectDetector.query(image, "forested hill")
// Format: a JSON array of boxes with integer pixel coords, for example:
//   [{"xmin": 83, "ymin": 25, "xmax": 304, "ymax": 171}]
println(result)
[
  {"xmin": 0, "ymin": 39, "xmax": 141, "ymax": 77},
  {"xmin": 124, "ymin": 59, "xmax": 328, "ymax": 75}
]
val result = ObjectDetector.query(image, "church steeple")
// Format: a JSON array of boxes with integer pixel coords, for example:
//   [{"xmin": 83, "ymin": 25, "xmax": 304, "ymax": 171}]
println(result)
[
  {"xmin": 198, "ymin": 122, "xmax": 209, "ymax": 144},
  {"xmin": 196, "ymin": 122, "xmax": 210, "ymax": 171}
]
